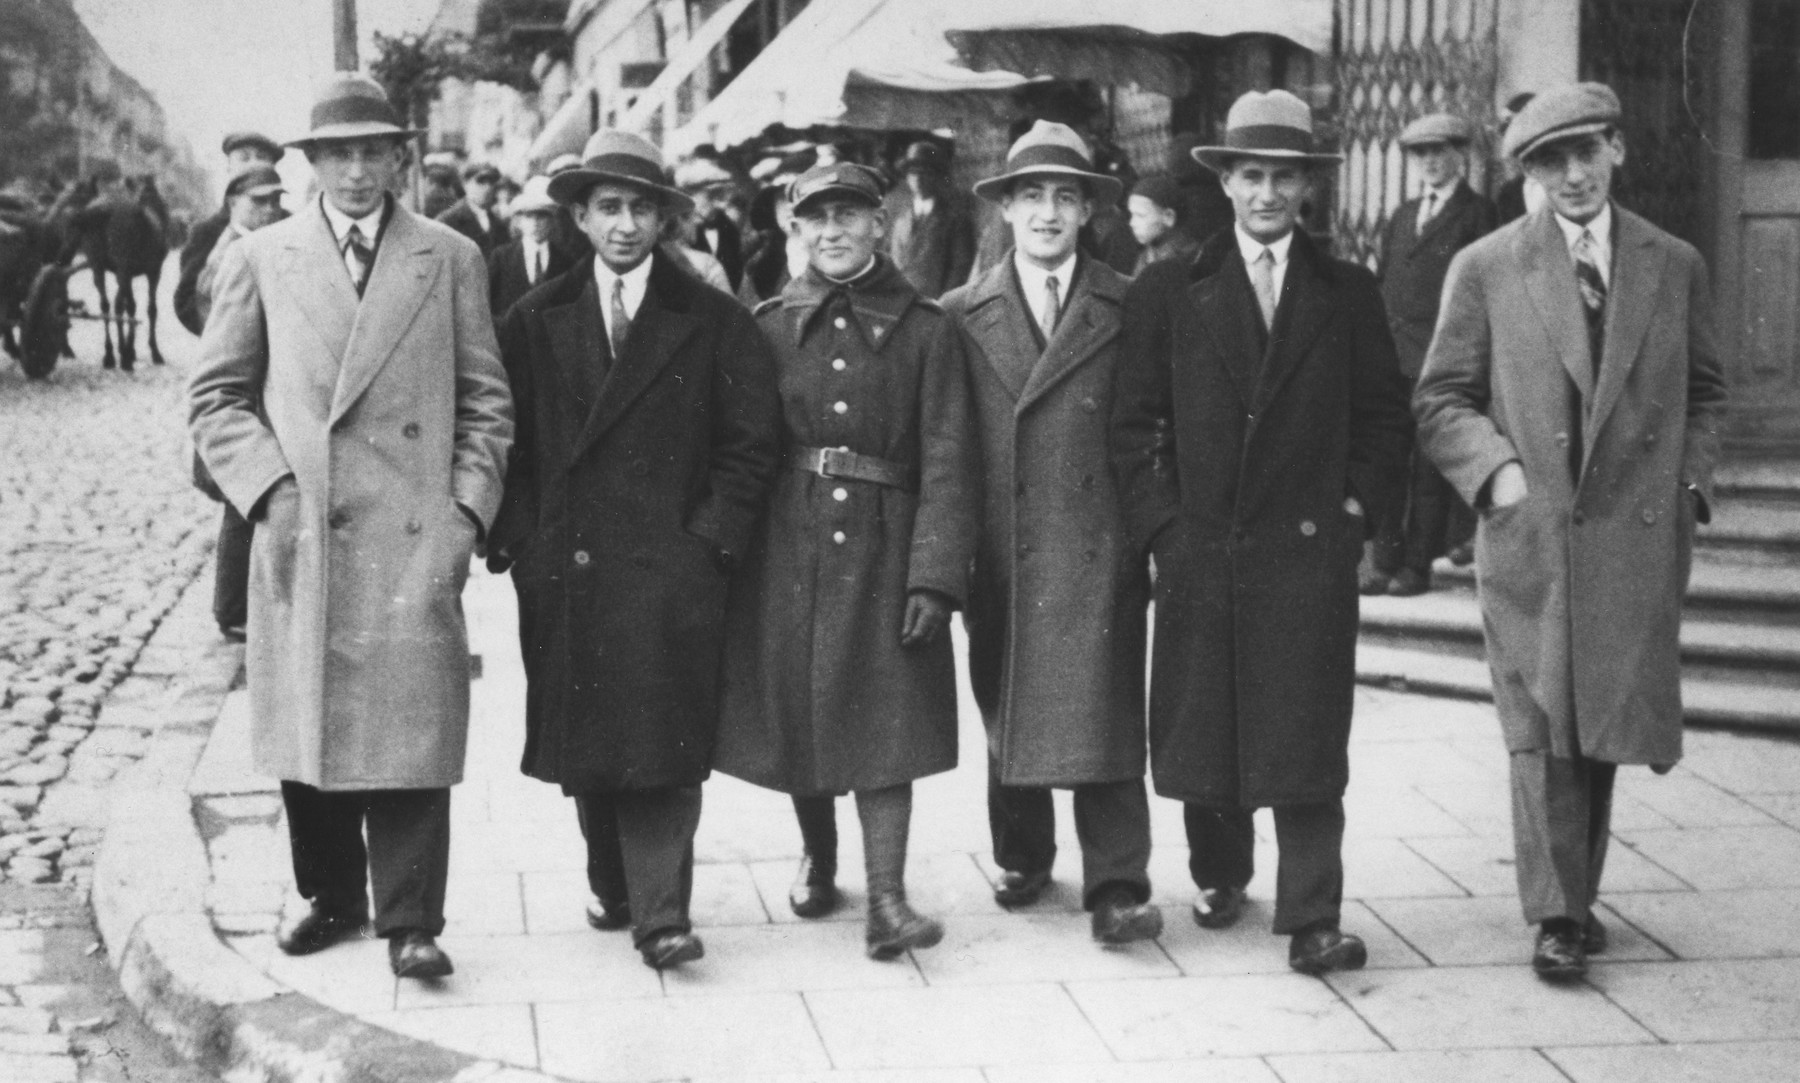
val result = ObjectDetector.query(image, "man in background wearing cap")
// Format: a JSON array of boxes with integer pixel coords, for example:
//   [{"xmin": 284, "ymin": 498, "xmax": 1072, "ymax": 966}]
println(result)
[
  {"xmin": 193, "ymin": 168, "xmax": 285, "ymax": 328},
  {"xmin": 1127, "ymin": 174, "xmax": 1201, "ymax": 273},
  {"xmin": 488, "ymin": 129, "xmax": 780, "ymax": 971},
  {"xmin": 1415, "ymin": 82, "xmax": 1727, "ymax": 981},
  {"xmin": 437, "ymin": 161, "xmax": 509, "ymax": 256},
  {"xmin": 943, "ymin": 120, "xmax": 1163, "ymax": 947},
  {"xmin": 1112, "ymin": 89, "xmax": 1412, "ymax": 975},
  {"xmin": 189, "ymin": 75, "xmax": 514, "ymax": 983},
  {"xmin": 1364, "ymin": 113, "xmax": 1497, "ymax": 597},
  {"xmin": 886, "ymin": 140, "xmax": 975, "ymax": 298},
  {"xmin": 674, "ymin": 156, "xmax": 745, "ymax": 292},
  {"xmin": 487, "ymin": 175, "xmax": 576, "ymax": 319},
  {"xmin": 176, "ymin": 131, "xmax": 285, "ymax": 337}
]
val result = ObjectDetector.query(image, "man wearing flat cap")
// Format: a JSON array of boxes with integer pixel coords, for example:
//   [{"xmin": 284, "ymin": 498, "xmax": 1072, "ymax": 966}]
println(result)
[
  {"xmin": 1415, "ymin": 82, "xmax": 1727, "ymax": 981},
  {"xmin": 487, "ymin": 129, "xmax": 781, "ymax": 971},
  {"xmin": 188, "ymin": 74, "xmax": 514, "ymax": 982},
  {"xmin": 1111, "ymin": 89, "xmax": 1412, "ymax": 975},
  {"xmin": 942, "ymin": 120, "xmax": 1163, "ymax": 946},
  {"xmin": 887, "ymin": 140, "xmax": 976, "ymax": 298},
  {"xmin": 1364, "ymin": 113, "xmax": 1498, "ymax": 597},
  {"xmin": 177, "ymin": 131, "xmax": 286, "ymax": 338},
  {"xmin": 438, "ymin": 161, "xmax": 510, "ymax": 256}
]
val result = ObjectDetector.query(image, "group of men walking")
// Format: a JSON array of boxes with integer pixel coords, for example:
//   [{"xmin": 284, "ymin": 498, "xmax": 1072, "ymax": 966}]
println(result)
[{"xmin": 185, "ymin": 73, "xmax": 1724, "ymax": 989}]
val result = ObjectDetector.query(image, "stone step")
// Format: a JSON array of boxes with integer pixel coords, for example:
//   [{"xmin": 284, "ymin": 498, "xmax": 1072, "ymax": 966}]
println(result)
[
  {"xmin": 1716, "ymin": 456, "xmax": 1800, "ymax": 501},
  {"xmin": 1698, "ymin": 496, "xmax": 1800, "ymax": 554},
  {"xmin": 1432, "ymin": 556, "xmax": 1800, "ymax": 617}
]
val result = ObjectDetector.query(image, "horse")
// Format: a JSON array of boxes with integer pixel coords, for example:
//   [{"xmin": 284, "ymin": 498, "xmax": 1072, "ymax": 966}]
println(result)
[
  {"xmin": 65, "ymin": 174, "xmax": 170, "ymax": 371},
  {"xmin": 0, "ymin": 177, "xmax": 96, "ymax": 362}
]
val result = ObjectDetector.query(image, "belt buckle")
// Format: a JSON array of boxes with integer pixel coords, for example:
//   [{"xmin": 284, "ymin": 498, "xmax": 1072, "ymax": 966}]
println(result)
[{"xmin": 815, "ymin": 447, "xmax": 839, "ymax": 479}]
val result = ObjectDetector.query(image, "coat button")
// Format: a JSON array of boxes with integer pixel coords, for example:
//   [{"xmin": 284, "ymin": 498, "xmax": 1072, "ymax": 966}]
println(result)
[
  {"xmin": 1300, "ymin": 520, "xmax": 1317, "ymax": 536},
  {"xmin": 405, "ymin": 519, "xmax": 422, "ymax": 534},
  {"xmin": 402, "ymin": 422, "xmax": 421, "ymax": 439},
  {"xmin": 1554, "ymin": 432, "xmax": 1570, "ymax": 448},
  {"xmin": 631, "ymin": 459, "xmax": 650, "ymax": 476},
  {"xmin": 1081, "ymin": 398, "xmax": 1098, "ymax": 414},
  {"xmin": 1642, "ymin": 508, "xmax": 1657, "ymax": 524},
  {"xmin": 833, "ymin": 401, "xmax": 848, "ymax": 415},
  {"xmin": 572, "ymin": 549, "xmax": 591, "ymax": 566},
  {"xmin": 328, "ymin": 509, "xmax": 350, "ymax": 529},
  {"xmin": 834, "ymin": 316, "xmax": 847, "ymax": 329},
  {"xmin": 832, "ymin": 358, "xmax": 846, "ymax": 371},
  {"xmin": 832, "ymin": 487, "xmax": 848, "ymax": 502},
  {"xmin": 832, "ymin": 531, "xmax": 846, "ymax": 544}
]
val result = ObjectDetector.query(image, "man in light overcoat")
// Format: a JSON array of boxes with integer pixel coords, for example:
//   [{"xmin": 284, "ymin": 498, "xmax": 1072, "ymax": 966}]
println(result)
[
  {"xmin": 1414, "ymin": 83, "xmax": 1727, "ymax": 980},
  {"xmin": 188, "ymin": 76, "xmax": 514, "ymax": 980}
]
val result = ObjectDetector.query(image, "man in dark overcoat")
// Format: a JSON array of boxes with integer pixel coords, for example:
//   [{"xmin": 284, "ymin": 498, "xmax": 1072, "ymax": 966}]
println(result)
[
  {"xmin": 941, "ymin": 120, "xmax": 1162, "ymax": 945},
  {"xmin": 487, "ymin": 175, "xmax": 577, "ymax": 319},
  {"xmin": 489, "ymin": 130, "xmax": 781, "ymax": 971},
  {"xmin": 176, "ymin": 131, "xmax": 284, "ymax": 337},
  {"xmin": 887, "ymin": 141, "xmax": 976, "ymax": 298},
  {"xmin": 437, "ymin": 161, "xmax": 510, "ymax": 256},
  {"xmin": 1414, "ymin": 84, "xmax": 1727, "ymax": 980},
  {"xmin": 1111, "ymin": 90, "xmax": 1413, "ymax": 974},
  {"xmin": 1366, "ymin": 113, "xmax": 1498, "ymax": 596}
]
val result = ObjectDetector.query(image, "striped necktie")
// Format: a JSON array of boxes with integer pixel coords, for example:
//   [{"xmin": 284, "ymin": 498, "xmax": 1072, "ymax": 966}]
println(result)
[
  {"xmin": 1572, "ymin": 229, "xmax": 1607, "ymax": 372},
  {"xmin": 344, "ymin": 224, "xmax": 374, "ymax": 296}
]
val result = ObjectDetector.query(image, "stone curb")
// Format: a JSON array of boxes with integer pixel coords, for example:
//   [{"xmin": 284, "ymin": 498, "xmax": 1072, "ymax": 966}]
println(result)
[{"xmin": 91, "ymin": 573, "xmax": 568, "ymax": 1083}]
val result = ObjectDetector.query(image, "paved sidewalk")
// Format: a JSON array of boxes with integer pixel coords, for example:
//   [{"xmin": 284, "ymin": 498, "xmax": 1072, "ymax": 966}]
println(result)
[{"xmin": 184, "ymin": 566, "xmax": 1800, "ymax": 1082}]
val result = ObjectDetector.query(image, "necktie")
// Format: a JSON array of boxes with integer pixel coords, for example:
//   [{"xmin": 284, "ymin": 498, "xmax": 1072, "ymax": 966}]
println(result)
[
  {"xmin": 1417, "ymin": 191, "xmax": 1438, "ymax": 235},
  {"xmin": 1040, "ymin": 274, "xmax": 1061, "ymax": 342},
  {"xmin": 344, "ymin": 224, "xmax": 373, "ymax": 296},
  {"xmin": 529, "ymin": 246, "xmax": 543, "ymax": 285},
  {"xmin": 1573, "ymin": 228, "xmax": 1607, "ymax": 371},
  {"xmin": 608, "ymin": 277, "xmax": 631, "ymax": 361},
  {"xmin": 1250, "ymin": 248, "xmax": 1278, "ymax": 328}
]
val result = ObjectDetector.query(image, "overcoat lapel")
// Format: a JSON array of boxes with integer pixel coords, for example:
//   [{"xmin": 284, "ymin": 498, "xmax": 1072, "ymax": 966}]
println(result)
[
  {"xmin": 1517, "ymin": 208, "xmax": 1596, "ymax": 402},
  {"xmin": 963, "ymin": 261, "xmax": 1039, "ymax": 400},
  {"xmin": 1585, "ymin": 209, "xmax": 1667, "ymax": 456},
  {"xmin": 1407, "ymin": 183, "xmax": 1470, "ymax": 254},
  {"xmin": 1018, "ymin": 259, "xmax": 1122, "ymax": 412},
  {"xmin": 279, "ymin": 204, "xmax": 359, "ymax": 365},
  {"xmin": 575, "ymin": 255, "xmax": 698, "ymax": 458},
  {"xmin": 1194, "ymin": 255, "xmax": 1262, "ymax": 405},
  {"xmin": 542, "ymin": 275, "xmax": 605, "ymax": 456},
  {"xmin": 330, "ymin": 207, "xmax": 443, "ymax": 424}
]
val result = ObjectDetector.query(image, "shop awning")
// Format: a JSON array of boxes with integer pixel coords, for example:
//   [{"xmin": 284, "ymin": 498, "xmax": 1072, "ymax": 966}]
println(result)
[
  {"xmin": 527, "ymin": 82, "xmax": 597, "ymax": 168},
  {"xmin": 618, "ymin": 0, "xmax": 763, "ymax": 135}
]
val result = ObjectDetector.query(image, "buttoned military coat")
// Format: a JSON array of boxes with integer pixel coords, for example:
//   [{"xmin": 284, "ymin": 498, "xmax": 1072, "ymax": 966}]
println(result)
[
  {"xmin": 188, "ymin": 200, "xmax": 514, "ymax": 791},
  {"xmin": 1111, "ymin": 229, "xmax": 1413, "ymax": 807},
  {"xmin": 715, "ymin": 258, "xmax": 979, "ymax": 794},
  {"xmin": 1377, "ymin": 182, "xmax": 1498, "ymax": 377},
  {"xmin": 943, "ymin": 254, "xmax": 1150, "ymax": 788},
  {"xmin": 1413, "ymin": 205, "xmax": 1728, "ymax": 765},
  {"xmin": 490, "ymin": 251, "xmax": 781, "ymax": 795}
]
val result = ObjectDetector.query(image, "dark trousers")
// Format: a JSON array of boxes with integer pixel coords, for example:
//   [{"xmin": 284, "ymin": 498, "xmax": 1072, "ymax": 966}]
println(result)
[
  {"xmin": 1184, "ymin": 800, "xmax": 1345, "ymax": 935},
  {"xmin": 986, "ymin": 754, "xmax": 1153, "ymax": 908},
  {"xmin": 1510, "ymin": 752, "xmax": 1616, "ymax": 925},
  {"xmin": 280, "ymin": 781, "xmax": 451, "ymax": 936},
  {"xmin": 576, "ymin": 785, "xmax": 702, "ymax": 947},
  {"xmin": 213, "ymin": 502, "xmax": 252, "ymax": 630}
]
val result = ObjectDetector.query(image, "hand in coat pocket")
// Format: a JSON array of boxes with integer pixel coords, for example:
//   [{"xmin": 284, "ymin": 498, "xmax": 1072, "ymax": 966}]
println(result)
[{"xmin": 1486, "ymin": 461, "xmax": 1529, "ymax": 510}]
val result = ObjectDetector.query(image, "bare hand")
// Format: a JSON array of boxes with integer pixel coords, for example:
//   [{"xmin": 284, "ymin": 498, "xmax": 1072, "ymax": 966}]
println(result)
[
  {"xmin": 1488, "ymin": 462, "xmax": 1529, "ymax": 509},
  {"xmin": 1343, "ymin": 496, "xmax": 1364, "ymax": 518},
  {"xmin": 900, "ymin": 590, "xmax": 951, "ymax": 647}
]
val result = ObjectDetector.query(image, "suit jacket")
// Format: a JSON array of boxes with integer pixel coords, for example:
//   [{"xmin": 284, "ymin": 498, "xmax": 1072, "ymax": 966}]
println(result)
[
  {"xmin": 1414, "ymin": 204, "xmax": 1728, "ymax": 765},
  {"xmin": 888, "ymin": 193, "xmax": 976, "ymax": 298},
  {"xmin": 689, "ymin": 210, "xmax": 743, "ymax": 291},
  {"xmin": 1378, "ymin": 182, "xmax": 1498, "ymax": 376},
  {"xmin": 437, "ymin": 198, "xmax": 508, "ymax": 255},
  {"xmin": 188, "ymin": 200, "xmax": 513, "ymax": 790},
  {"xmin": 488, "ymin": 238, "xmax": 577, "ymax": 319}
]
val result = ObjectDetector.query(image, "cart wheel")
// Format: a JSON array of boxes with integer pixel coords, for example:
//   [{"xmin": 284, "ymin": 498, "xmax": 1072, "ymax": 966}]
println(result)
[{"xmin": 20, "ymin": 264, "xmax": 67, "ymax": 379}]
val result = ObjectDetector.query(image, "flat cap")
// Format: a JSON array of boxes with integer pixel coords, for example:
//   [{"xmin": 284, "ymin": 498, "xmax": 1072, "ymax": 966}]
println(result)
[
  {"xmin": 1400, "ymin": 113, "xmax": 1474, "ymax": 148},
  {"xmin": 1130, "ymin": 174, "xmax": 1182, "ymax": 211},
  {"xmin": 462, "ymin": 161, "xmax": 502, "ymax": 182},
  {"xmin": 789, "ymin": 162, "xmax": 885, "ymax": 215},
  {"xmin": 224, "ymin": 166, "xmax": 284, "ymax": 199},
  {"xmin": 1503, "ymin": 82, "xmax": 1621, "ymax": 160},
  {"xmin": 221, "ymin": 131, "xmax": 283, "ymax": 161}
]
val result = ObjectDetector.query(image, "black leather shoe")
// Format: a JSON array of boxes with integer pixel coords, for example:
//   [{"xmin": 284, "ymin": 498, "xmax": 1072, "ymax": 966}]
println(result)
[
  {"xmin": 1388, "ymin": 568, "xmax": 1431, "ymax": 596},
  {"xmin": 1532, "ymin": 920, "xmax": 1587, "ymax": 981},
  {"xmin": 866, "ymin": 891, "xmax": 943, "ymax": 960},
  {"xmin": 387, "ymin": 929, "xmax": 454, "ymax": 979},
  {"xmin": 639, "ymin": 930, "xmax": 704, "ymax": 970},
  {"xmin": 276, "ymin": 903, "xmax": 367, "ymax": 956},
  {"xmin": 1446, "ymin": 542, "xmax": 1475, "ymax": 567},
  {"xmin": 993, "ymin": 868, "xmax": 1051, "ymax": 909},
  {"xmin": 219, "ymin": 624, "xmax": 247, "ymax": 643},
  {"xmin": 585, "ymin": 897, "xmax": 632, "ymax": 931},
  {"xmin": 1288, "ymin": 925, "xmax": 1368, "ymax": 975},
  {"xmin": 1191, "ymin": 886, "xmax": 1246, "ymax": 929},
  {"xmin": 788, "ymin": 854, "xmax": 842, "ymax": 919},
  {"xmin": 1584, "ymin": 914, "xmax": 1609, "ymax": 955},
  {"xmin": 1090, "ymin": 888, "xmax": 1163, "ymax": 944}
]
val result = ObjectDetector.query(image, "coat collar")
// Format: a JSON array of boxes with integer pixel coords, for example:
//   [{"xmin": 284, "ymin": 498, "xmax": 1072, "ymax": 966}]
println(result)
[
  {"xmin": 1408, "ymin": 181, "xmax": 1476, "ymax": 251},
  {"xmin": 962, "ymin": 251, "xmax": 1127, "ymax": 411},
  {"xmin": 778, "ymin": 255, "xmax": 918, "ymax": 352},
  {"xmin": 1586, "ymin": 205, "xmax": 1667, "ymax": 463}
]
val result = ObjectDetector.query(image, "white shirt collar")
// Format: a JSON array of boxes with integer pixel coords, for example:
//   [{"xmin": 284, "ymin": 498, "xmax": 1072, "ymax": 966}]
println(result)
[
  {"xmin": 594, "ymin": 254, "xmax": 653, "ymax": 329},
  {"xmin": 320, "ymin": 195, "xmax": 384, "ymax": 247},
  {"xmin": 472, "ymin": 204, "xmax": 491, "ymax": 230},
  {"xmin": 1014, "ymin": 248, "xmax": 1077, "ymax": 316},
  {"xmin": 1423, "ymin": 179, "xmax": 1460, "ymax": 205},
  {"xmin": 1234, "ymin": 224, "xmax": 1293, "ymax": 268},
  {"xmin": 1554, "ymin": 202, "xmax": 1613, "ymax": 284}
]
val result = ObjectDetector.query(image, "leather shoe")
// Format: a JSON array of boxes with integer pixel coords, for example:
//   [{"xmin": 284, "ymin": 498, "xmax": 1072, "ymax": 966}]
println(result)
[
  {"xmin": 1090, "ymin": 887, "xmax": 1163, "ymax": 944},
  {"xmin": 1288, "ymin": 925, "xmax": 1368, "ymax": 975},
  {"xmin": 585, "ymin": 897, "xmax": 632, "ymax": 931},
  {"xmin": 387, "ymin": 929, "xmax": 453, "ymax": 979},
  {"xmin": 639, "ymin": 930, "xmax": 705, "ymax": 970},
  {"xmin": 866, "ymin": 891, "xmax": 943, "ymax": 960},
  {"xmin": 1532, "ymin": 920, "xmax": 1587, "ymax": 981},
  {"xmin": 1446, "ymin": 542, "xmax": 1475, "ymax": 566},
  {"xmin": 1191, "ymin": 886, "xmax": 1246, "ymax": 929},
  {"xmin": 1387, "ymin": 567, "xmax": 1431, "ymax": 596},
  {"xmin": 993, "ymin": 867, "xmax": 1051, "ymax": 909},
  {"xmin": 276, "ymin": 903, "xmax": 367, "ymax": 956},
  {"xmin": 788, "ymin": 854, "xmax": 842, "ymax": 919},
  {"xmin": 1583, "ymin": 914, "xmax": 1609, "ymax": 955}
]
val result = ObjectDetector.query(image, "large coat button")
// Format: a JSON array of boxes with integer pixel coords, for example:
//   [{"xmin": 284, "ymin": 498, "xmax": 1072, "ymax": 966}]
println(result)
[
  {"xmin": 832, "ymin": 531, "xmax": 846, "ymax": 544},
  {"xmin": 405, "ymin": 519, "xmax": 422, "ymax": 534},
  {"xmin": 402, "ymin": 422, "xmax": 421, "ymax": 439},
  {"xmin": 833, "ymin": 401, "xmax": 848, "ymax": 415},
  {"xmin": 1081, "ymin": 398, "xmax": 1098, "ymax": 414},
  {"xmin": 832, "ymin": 487, "xmax": 848, "ymax": 502},
  {"xmin": 832, "ymin": 358, "xmax": 846, "ymax": 371},
  {"xmin": 834, "ymin": 317, "xmax": 847, "ymax": 330},
  {"xmin": 328, "ymin": 509, "xmax": 351, "ymax": 529},
  {"xmin": 572, "ymin": 549, "xmax": 591, "ymax": 566},
  {"xmin": 1554, "ymin": 432, "xmax": 1570, "ymax": 448},
  {"xmin": 1641, "ymin": 508, "xmax": 1658, "ymax": 524},
  {"xmin": 1299, "ymin": 520, "xmax": 1317, "ymax": 536}
]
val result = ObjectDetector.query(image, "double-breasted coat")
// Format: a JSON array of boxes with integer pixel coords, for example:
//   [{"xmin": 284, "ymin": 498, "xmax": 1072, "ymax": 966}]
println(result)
[
  {"xmin": 1111, "ymin": 229, "xmax": 1413, "ymax": 807},
  {"xmin": 942, "ymin": 254, "xmax": 1150, "ymax": 788},
  {"xmin": 1414, "ymin": 205, "xmax": 1728, "ymax": 765},
  {"xmin": 1378, "ymin": 182, "xmax": 1499, "ymax": 377},
  {"xmin": 188, "ymin": 200, "xmax": 514, "ymax": 791},
  {"xmin": 490, "ymin": 251, "xmax": 781, "ymax": 795},
  {"xmin": 715, "ymin": 258, "xmax": 979, "ymax": 794}
]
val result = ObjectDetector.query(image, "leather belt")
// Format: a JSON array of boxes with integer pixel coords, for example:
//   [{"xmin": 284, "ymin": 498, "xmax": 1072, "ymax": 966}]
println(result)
[{"xmin": 787, "ymin": 445, "xmax": 917, "ymax": 492}]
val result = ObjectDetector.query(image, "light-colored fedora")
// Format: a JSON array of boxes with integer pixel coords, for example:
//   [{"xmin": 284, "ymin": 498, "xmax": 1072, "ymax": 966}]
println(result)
[
  {"xmin": 1502, "ymin": 82, "xmax": 1621, "ymax": 160},
  {"xmin": 972, "ymin": 120, "xmax": 1123, "ymax": 205},
  {"xmin": 285, "ymin": 75, "xmax": 423, "ymax": 150},
  {"xmin": 509, "ymin": 175, "xmax": 559, "ymax": 215},
  {"xmin": 1191, "ymin": 90, "xmax": 1342, "ymax": 173},
  {"xmin": 546, "ymin": 130, "xmax": 695, "ymax": 214},
  {"xmin": 1399, "ymin": 112, "xmax": 1475, "ymax": 148}
]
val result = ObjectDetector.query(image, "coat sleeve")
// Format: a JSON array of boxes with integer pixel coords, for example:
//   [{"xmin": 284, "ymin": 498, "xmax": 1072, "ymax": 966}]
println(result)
[
  {"xmin": 1109, "ymin": 263, "xmax": 1184, "ymax": 553},
  {"xmin": 906, "ymin": 313, "xmax": 980, "ymax": 606},
  {"xmin": 1680, "ymin": 247, "xmax": 1729, "ymax": 520},
  {"xmin": 448, "ymin": 242, "xmax": 515, "ymax": 533},
  {"xmin": 684, "ymin": 301, "xmax": 782, "ymax": 561},
  {"xmin": 173, "ymin": 217, "xmax": 219, "ymax": 337},
  {"xmin": 486, "ymin": 303, "xmax": 536, "ymax": 571},
  {"xmin": 1344, "ymin": 268, "xmax": 1415, "ymax": 527},
  {"xmin": 187, "ymin": 241, "xmax": 291, "ymax": 519},
  {"xmin": 1413, "ymin": 247, "xmax": 1520, "ymax": 506}
]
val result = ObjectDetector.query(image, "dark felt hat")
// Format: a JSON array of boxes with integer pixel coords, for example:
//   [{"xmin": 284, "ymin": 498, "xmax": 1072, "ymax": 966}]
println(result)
[{"xmin": 546, "ymin": 130, "xmax": 694, "ymax": 214}]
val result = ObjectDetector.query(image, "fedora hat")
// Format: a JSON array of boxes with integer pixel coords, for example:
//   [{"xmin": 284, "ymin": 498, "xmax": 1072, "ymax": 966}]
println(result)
[
  {"xmin": 1191, "ymin": 90, "xmax": 1341, "ymax": 173},
  {"xmin": 509, "ymin": 175, "xmax": 558, "ymax": 215},
  {"xmin": 286, "ymin": 75, "xmax": 422, "ymax": 149},
  {"xmin": 546, "ymin": 130, "xmax": 695, "ymax": 214},
  {"xmin": 1502, "ymin": 82, "xmax": 1621, "ymax": 161},
  {"xmin": 973, "ymin": 120, "xmax": 1122, "ymax": 205}
]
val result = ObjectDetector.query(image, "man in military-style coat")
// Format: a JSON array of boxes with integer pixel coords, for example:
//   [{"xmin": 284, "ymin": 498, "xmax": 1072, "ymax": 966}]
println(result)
[{"xmin": 1111, "ymin": 91, "xmax": 1412, "ymax": 975}]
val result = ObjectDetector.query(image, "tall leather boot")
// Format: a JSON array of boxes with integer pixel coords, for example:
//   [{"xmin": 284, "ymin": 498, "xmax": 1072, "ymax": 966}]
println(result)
[
  {"xmin": 858, "ymin": 784, "xmax": 943, "ymax": 960},
  {"xmin": 789, "ymin": 794, "xmax": 841, "ymax": 918}
]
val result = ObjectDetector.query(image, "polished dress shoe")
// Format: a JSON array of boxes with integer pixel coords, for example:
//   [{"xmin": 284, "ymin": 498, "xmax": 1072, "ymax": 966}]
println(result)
[
  {"xmin": 1387, "ymin": 567, "xmax": 1431, "ymax": 596},
  {"xmin": 1288, "ymin": 925, "xmax": 1368, "ymax": 975},
  {"xmin": 1532, "ymin": 920, "xmax": 1587, "ymax": 981},
  {"xmin": 866, "ymin": 891, "xmax": 943, "ymax": 960},
  {"xmin": 788, "ymin": 854, "xmax": 842, "ymax": 919},
  {"xmin": 1446, "ymin": 542, "xmax": 1475, "ymax": 566},
  {"xmin": 276, "ymin": 903, "xmax": 367, "ymax": 956},
  {"xmin": 1090, "ymin": 887, "xmax": 1163, "ymax": 944},
  {"xmin": 1583, "ymin": 914, "xmax": 1609, "ymax": 955},
  {"xmin": 387, "ymin": 929, "xmax": 453, "ymax": 979},
  {"xmin": 1191, "ymin": 885, "xmax": 1246, "ymax": 929},
  {"xmin": 639, "ymin": 929, "xmax": 704, "ymax": 970},
  {"xmin": 585, "ymin": 897, "xmax": 632, "ymax": 931},
  {"xmin": 993, "ymin": 867, "xmax": 1051, "ymax": 909}
]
